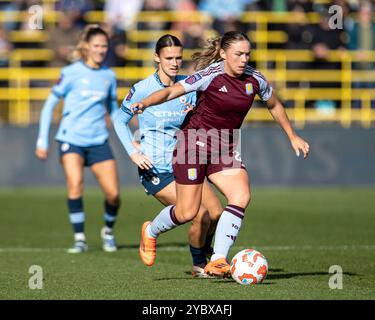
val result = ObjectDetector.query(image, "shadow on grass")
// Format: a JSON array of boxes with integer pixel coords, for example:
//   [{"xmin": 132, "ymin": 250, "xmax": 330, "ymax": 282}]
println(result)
[
  {"xmin": 117, "ymin": 242, "xmax": 188, "ymax": 250},
  {"xmin": 154, "ymin": 269, "xmax": 357, "ymax": 284},
  {"xmin": 266, "ymin": 271, "xmax": 358, "ymax": 280},
  {"xmin": 155, "ymin": 273, "xmax": 276, "ymax": 285}
]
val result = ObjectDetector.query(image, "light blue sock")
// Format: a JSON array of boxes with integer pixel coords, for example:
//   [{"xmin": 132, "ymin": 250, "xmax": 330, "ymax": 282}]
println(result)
[
  {"xmin": 148, "ymin": 205, "xmax": 180, "ymax": 238},
  {"xmin": 212, "ymin": 205, "xmax": 245, "ymax": 261}
]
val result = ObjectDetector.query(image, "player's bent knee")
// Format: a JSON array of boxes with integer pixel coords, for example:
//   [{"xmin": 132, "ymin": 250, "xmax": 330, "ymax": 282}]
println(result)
[
  {"xmin": 210, "ymin": 205, "xmax": 223, "ymax": 221},
  {"xmin": 175, "ymin": 208, "xmax": 198, "ymax": 224},
  {"xmin": 229, "ymin": 191, "xmax": 251, "ymax": 209}
]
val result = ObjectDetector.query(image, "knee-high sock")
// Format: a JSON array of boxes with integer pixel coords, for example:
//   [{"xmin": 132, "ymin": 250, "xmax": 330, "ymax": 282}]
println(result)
[
  {"xmin": 104, "ymin": 200, "xmax": 119, "ymax": 231},
  {"xmin": 148, "ymin": 205, "xmax": 181, "ymax": 238},
  {"xmin": 212, "ymin": 204, "xmax": 245, "ymax": 261},
  {"xmin": 67, "ymin": 198, "xmax": 85, "ymax": 241}
]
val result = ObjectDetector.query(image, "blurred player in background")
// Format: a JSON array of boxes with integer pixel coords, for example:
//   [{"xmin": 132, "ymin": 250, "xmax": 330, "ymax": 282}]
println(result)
[
  {"xmin": 131, "ymin": 31, "xmax": 310, "ymax": 277},
  {"xmin": 35, "ymin": 25, "xmax": 120, "ymax": 253},
  {"xmin": 114, "ymin": 34, "xmax": 223, "ymax": 277}
]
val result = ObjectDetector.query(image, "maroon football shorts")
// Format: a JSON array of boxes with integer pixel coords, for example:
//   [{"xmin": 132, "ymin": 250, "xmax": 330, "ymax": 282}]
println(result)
[{"xmin": 172, "ymin": 129, "xmax": 246, "ymax": 185}]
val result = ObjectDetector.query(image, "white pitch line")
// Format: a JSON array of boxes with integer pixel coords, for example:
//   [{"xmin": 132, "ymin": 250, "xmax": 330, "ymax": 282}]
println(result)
[{"xmin": 0, "ymin": 245, "xmax": 374, "ymax": 253}]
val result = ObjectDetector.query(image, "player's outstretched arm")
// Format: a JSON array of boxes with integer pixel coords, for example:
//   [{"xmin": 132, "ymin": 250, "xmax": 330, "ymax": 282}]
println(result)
[
  {"xmin": 131, "ymin": 83, "xmax": 185, "ymax": 114},
  {"xmin": 266, "ymin": 92, "xmax": 310, "ymax": 159}
]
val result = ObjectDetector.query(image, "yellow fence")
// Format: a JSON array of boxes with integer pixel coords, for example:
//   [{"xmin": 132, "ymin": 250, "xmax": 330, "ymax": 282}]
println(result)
[
  {"xmin": 1, "ymin": 50, "xmax": 374, "ymax": 128},
  {"xmin": 0, "ymin": 9, "xmax": 374, "ymax": 128}
]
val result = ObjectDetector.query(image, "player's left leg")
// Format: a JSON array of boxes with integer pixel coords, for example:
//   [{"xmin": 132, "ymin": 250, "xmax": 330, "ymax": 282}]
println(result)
[
  {"xmin": 206, "ymin": 168, "xmax": 251, "ymax": 275},
  {"xmin": 91, "ymin": 159, "xmax": 120, "ymax": 252},
  {"xmin": 200, "ymin": 180, "xmax": 223, "ymax": 257}
]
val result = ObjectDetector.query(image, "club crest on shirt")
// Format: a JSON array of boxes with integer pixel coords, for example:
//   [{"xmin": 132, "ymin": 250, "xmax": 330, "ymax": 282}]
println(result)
[
  {"xmin": 188, "ymin": 168, "xmax": 197, "ymax": 181},
  {"xmin": 245, "ymin": 83, "xmax": 254, "ymax": 95},
  {"xmin": 185, "ymin": 74, "xmax": 202, "ymax": 85}
]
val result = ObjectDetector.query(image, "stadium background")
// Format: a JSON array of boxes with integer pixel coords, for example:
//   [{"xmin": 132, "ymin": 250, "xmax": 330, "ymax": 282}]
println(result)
[{"xmin": 0, "ymin": 0, "xmax": 374, "ymax": 300}]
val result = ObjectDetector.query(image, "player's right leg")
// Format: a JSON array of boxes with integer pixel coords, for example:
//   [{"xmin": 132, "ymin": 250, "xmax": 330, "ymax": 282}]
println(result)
[
  {"xmin": 139, "ymin": 183, "xmax": 203, "ymax": 266},
  {"xmin": 151, "ymin": 179, "xmax": 212, "ymax": 277},
  {"xmin": 61, "ymin": 147, "xmax": 87, "ymax": 253}
]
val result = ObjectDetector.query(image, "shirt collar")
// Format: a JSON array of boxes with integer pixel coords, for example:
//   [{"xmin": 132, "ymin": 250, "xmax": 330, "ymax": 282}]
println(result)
[{"xmin": 154, "ymin": 72, "xmax": 172, "ymax": 88}]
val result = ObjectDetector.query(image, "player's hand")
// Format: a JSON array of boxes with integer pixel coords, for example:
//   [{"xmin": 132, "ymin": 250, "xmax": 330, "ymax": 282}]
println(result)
[
  {"xmin": 290, "ymin": 135, "xmax": 309, "ymax": 159},
  {"xmin": 130, "ymin": 152, "xmax": 153, "ymax": 170},
  {"xmin": 183, "ymin": 102, "xmax": 194, "ymax": 113},
  {"xmin": 131, "ymin": 102, "xmax": 146, "ymax": 114},
  {"xmin": 35, "ymin": 147, "xmax": 48, "ymax": 161}
]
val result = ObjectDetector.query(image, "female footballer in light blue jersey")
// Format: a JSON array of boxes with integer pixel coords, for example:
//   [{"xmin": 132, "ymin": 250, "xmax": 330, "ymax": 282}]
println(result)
[
  {"xmin": 114, "ymin": 35, "xmax": 223, "ymax": 277},
  {"xmin": 35, "ymin": 25, "xmax": 120, "ymax": 253}
]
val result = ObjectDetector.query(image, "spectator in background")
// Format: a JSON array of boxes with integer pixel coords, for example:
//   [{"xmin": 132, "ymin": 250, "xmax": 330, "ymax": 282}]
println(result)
[
  {"xmin": 291, "ymin": 0, "xmax": 314, "ymax": 12},
  {"xmin": 171, "ymin": 0, "xmax": 206, "ymax": 49},
  {"xmin": 10, "ymin": 0, "xmax": 45, "ymax": 67},
  {"xmin": 104, "ymin": 0, "xmax": 144, "ymax": 32},
  {"xmin": 102, "ymin": 23, "xmax": 128, "ymax": 67},
  {"xmin": 138, "ymin": 0, "xmax": 171, "ymax": 49},
  {"xmin": 0, "ymin": 25, "xmax": 12, "ymax": 68},
  {"xmin": 139, "ymin": 0, "xmax": 171, "ymax": 31},
  {"xmin": 308, "ymin": 10, "xmax": 346, "ymax": 111},
  {"xmin": 284, "ymin": 3, "xmax": 313, "ymax": 107},
  {"xmin": 286, "ymin": 4, "xmax": 313, "ymax": 51},
  {"xmin": 55, "ymin": 0, "xmax": 94, "ymax": 28},
  {"xmin": 198, "ymin": 0, "xmax": 252, "ymax": 34},
  {"xmin": 311, "ymin": 11, "xmax": 346, "ymax": 60},
  {"xmin": 347, "ymin": 1, "xmax": 375, "ymax": 108},
  {"xmin": 45, "ymin": 13, "xmax": 80, "ymax": 67},
  {"xmin": 347, "ymin": 1, "xmax": 375, "ymax": 63},
  {"xmin": 255, "ymin": 0, "xmax": 313, "ymax": 12},
  {"xmin": 1, "ymin": 0, "xmax": 25, "ymax": 32}
]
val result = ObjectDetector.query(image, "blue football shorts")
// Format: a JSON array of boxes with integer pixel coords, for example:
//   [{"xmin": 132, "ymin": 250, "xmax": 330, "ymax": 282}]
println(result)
[
  {"xmin": 138, "ymin": 168, "xmax": 175, "ymax": 196},
  {"xmin": 58, "ymin": 140, "xmax": 115, "ymax": 167}
]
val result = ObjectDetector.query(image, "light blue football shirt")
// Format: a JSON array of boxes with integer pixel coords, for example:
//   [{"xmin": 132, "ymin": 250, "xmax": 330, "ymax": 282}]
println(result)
[
  {"xmin": 114, "ymin": 73, "xmax": 196, "ymax": 173},
  {"xmin": 37, "ymin": 60, "xmax": 118, "ymax": 149}
]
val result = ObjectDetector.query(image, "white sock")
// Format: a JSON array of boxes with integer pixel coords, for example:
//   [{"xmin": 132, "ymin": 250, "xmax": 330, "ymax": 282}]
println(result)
[
  {"xmin": 212, "ymin": 204, "xmax": 245, "ymax": 261},
  {"xmin": 148, "ymin": 205, "xmax": 180, "ymax": 238}
]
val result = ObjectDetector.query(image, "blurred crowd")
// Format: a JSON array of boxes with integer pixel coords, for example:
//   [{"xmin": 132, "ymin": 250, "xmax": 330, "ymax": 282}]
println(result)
[{"xmin": 0, "ymin": 0, "xmax": 374, "ymax": 108}]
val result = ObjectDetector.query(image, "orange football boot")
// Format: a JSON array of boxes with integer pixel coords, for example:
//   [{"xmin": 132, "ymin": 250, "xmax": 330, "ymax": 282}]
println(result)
[
  {"xmin": 204, "ymin": 258, "xmax": 231, "ymax": 278},
  {"xmin": 139, "ymin": 221, "xmax": 157, "ymax": 266}
]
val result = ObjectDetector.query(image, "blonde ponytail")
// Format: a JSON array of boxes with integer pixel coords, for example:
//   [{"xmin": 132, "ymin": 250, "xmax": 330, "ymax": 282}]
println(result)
[
  {"xmin": 191, "ymin": 37, "xmax": 222, "ymax": 71},
  {"xmin": 192, "ymin": 31, "xmax": 251, "ymax": 71}
]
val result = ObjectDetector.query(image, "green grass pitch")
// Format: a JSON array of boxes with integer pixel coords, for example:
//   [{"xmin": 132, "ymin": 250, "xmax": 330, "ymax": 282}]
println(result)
[{"xmin": 0, "ymin": 187, "xmax": 374, "ymax": 300}]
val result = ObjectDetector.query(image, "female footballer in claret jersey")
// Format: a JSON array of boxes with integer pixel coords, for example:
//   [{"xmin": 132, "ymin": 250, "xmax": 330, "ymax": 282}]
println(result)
[
  {"xmin": 131, "ymin": 31, "xmax": 309, "ymax": 277},
  {"xmin": 114, "ymin": 35, "xmax": 223, "ymax": 277},
  {"xmin": 35, "ymin": 25, "xmax": 120, "ymax": 254}
]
